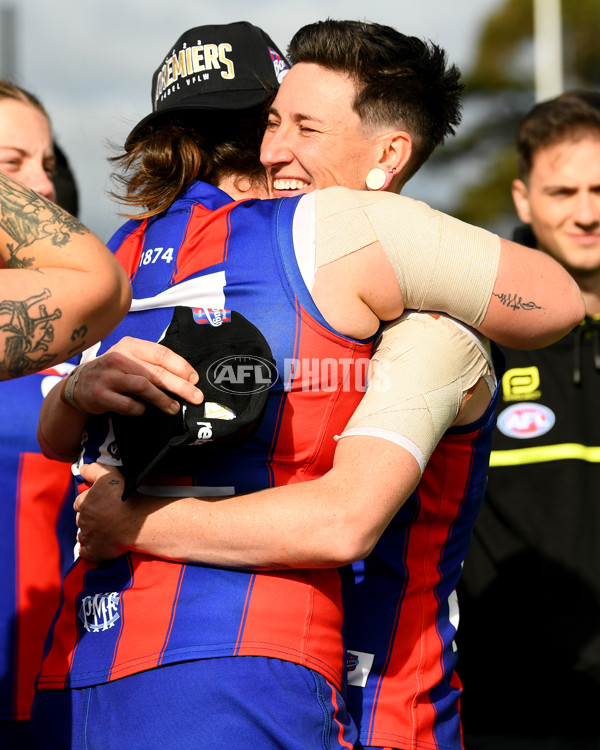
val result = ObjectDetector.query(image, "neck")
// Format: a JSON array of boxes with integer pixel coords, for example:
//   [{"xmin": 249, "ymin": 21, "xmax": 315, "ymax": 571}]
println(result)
[{"xmin": 217, "ymin": 174, "xmax": 270, "ymax": 201}]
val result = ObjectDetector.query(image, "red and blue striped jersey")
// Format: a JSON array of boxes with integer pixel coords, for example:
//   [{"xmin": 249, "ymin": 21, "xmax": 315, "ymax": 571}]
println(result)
[
  {"xmin": 0, "ymin": 365, "xmax": 77, "ymax": 720},
  {"xmin": 36, "ymin": 182, "xmax": 371, "ymax": 692},
  {"xmin": 344, "ymin": 348, "xmax": 503, "ymax": 750}
]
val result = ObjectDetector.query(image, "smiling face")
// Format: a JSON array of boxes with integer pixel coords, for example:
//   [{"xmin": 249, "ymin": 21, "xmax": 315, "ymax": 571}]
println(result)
[
  {"xmin": 260, "ymin": 62, "xmax": 385, "ymax": 197},
  {"xmin": 512, "ymin": 135, "xmax": 600, "ymax": 279},
  {"xmin": 0, "ymin": 97, "xmax": 56, "ymax": 201}
]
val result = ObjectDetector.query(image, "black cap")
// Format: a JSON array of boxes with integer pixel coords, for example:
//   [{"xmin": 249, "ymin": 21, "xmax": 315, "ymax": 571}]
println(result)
[
  {"xmin": 111, "ymin": 307, "xmax": 277, "ymax": 500},
  {"xmin": 125, "ymin": 21, "xmax": 289, "ymax": 148}
]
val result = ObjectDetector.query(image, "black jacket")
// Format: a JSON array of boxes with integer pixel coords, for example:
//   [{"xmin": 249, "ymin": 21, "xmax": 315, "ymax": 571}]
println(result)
[{"xmin": 457, "ymin": 226, "xmax": 600, "ymax": 740}]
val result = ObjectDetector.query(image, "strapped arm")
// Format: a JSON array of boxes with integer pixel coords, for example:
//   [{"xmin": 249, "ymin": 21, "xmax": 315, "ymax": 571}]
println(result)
[{"xmin": 314, "ymin": 187, "xmax": 584, "ymax": 348}]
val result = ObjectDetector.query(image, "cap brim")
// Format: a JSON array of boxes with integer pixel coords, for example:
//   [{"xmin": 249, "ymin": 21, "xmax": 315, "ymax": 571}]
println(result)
[{"xmin": 125, "ymin": 87, "xmax": 273, "ymax": 149}]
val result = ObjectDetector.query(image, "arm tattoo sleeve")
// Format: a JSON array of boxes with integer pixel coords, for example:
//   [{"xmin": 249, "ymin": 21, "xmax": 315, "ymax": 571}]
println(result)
[
  {"xmin": 0, "ymin": 170, "xmax": 88, "ymax": 268},
  {"xmin": 0, "ymin": 173, "xmax": 91, "ymax": 376}
]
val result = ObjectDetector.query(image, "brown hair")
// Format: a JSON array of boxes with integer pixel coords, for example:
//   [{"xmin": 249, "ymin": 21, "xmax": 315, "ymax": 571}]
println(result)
[
  {"xmin": 517, "ymin": 90, "xmax": 600, "ymax": 181},
  {"xmin": 110, "ymin": 105, "xmax": 270, "ymax": 219}
]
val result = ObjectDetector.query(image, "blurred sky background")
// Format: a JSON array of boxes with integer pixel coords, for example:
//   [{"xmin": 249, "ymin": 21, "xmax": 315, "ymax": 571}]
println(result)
[{"xmin": 4, "ymin": 0, "xmax": 506, "ymax": 240}]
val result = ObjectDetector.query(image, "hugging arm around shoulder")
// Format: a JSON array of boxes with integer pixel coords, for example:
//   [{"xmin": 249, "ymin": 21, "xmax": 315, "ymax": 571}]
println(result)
[
  {"xmin": 313, "ymin": 187, "xmax": 584, "ymax": 348},
  {"xmin": 78, "ymin": 314, "xmax": 493, "ymax": 569}
]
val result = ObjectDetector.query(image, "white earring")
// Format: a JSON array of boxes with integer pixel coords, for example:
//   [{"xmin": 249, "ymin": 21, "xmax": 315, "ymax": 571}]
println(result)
[{"xmin": 366, "ymin": 168, "xmax": 387, "ymax": 191}]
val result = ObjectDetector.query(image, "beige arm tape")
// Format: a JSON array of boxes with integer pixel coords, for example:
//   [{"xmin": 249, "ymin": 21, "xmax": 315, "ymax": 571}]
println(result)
[
  {"xmin": 338, "ymin": 313, "xmax": 494, "ymax": 473},
  {"xmin": 314, "ymin": 186, "xmax": 501, "ymax": 328}
]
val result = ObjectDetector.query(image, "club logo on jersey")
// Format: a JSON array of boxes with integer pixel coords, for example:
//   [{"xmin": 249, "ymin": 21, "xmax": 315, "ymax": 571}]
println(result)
[
  {"xmin": 207, "ymin": 355, "xmax": 277, "ymax": 394},
  {"xmin": 496, "ymin": 402, "xmax": 556, "ymax": 439},
  {"xmin": 78, "ymin": 592, "xmax": 120, "ymax": 632},
  {"xmin": 502, "ymin": 366, "xmax": 541, "ymax": 402},
  {"xmin": 192, "ymin": 307, "xmax": 230, "ymax": 327},
  {"xmin": 346, "ymin": 649, "xmax": 375, "ymax": 688}
]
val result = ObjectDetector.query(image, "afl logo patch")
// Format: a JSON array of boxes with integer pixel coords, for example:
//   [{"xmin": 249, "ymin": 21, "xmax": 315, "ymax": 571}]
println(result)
[
  {"xmin": 497, "ymin": 402, "xmax": 555, "ymax": 439},
  {"xmin": 207, "ymin": 355, "xmax": 277, "ymax": 394}
]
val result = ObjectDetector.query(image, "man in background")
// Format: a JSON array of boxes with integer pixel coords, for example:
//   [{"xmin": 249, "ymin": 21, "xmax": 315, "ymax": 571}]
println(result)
[
  {"xmin": 458, "ymin": 90, "xmax": 600, "ymax": 750},
  {"xmin": 61, "ymin": 22, "xmax": 581, "ymax": 750}
]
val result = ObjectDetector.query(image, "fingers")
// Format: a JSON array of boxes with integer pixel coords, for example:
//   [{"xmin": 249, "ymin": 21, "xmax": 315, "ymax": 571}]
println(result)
[
  {"xmin": 77, "ymin": 463, "xmax": 123, "ymax": 517},
  {"xmin": 73, "ymin": 483, "xmax": 127, "ymax": 563},
  {"xmin": 110, "ymin": 337, "xmax": 200, "ymax": 387},
  {"xmin": 122, "ymin": 339, "xmax": 204, "ymax": 408},
  {"xmin": 76, "ymin": 532, "xmax": 93, "ymax": 562},
  {"xmin": 76, "ymin": 340, "xmax": 204, "ymax": 415},
  {"xmin": 79, "ymin": 461, "xmax": 117, "ymax": 485},
  {"xmin": 74, "ymin": 463, "xmax": 120, "ymax": 562}
]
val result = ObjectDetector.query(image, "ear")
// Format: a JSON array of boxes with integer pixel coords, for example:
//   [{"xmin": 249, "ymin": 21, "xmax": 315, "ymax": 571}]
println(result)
[
  {"xmin": 512, "ymin": 179, "xmax": 532, "ymax": 224},
  {"xmin": 375, "ymin": 131, "xmax": 413, "ymax": 189}
]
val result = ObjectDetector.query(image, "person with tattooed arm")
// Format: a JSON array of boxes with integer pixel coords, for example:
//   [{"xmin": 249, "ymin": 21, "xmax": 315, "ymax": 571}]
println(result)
[
  {"xmin": 34, "ymin": 20, "xmax": 584, "ymax": 750},
  {"xmin": 0, "ymin": 80, "xmax": 130, "ymax": 750},
  {"xmin": 0, "ymin": 163, "xmax": 130, "ymax": 381}
]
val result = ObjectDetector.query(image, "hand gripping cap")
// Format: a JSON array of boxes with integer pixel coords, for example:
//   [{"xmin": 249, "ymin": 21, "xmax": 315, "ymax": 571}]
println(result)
[{"xmin": 111, "ymin": 307, "xmax": 276, "ymax": 499}]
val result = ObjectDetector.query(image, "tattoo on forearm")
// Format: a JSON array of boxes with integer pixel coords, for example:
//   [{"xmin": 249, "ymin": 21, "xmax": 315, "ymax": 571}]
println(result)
[
  {"xmin": 492, "ymin": 292, "xmax": 544, "ymax": 312},
  {"xmin": 68, "ymin": 326, "xmax": 89, "ymax": 357},
  {"xmin": 0, "ymin": 171, "xmax": 87, "ymax": 267},
  {"xmin": 0, "ymin": 289, "xmax": 61, "ymax": 376}
]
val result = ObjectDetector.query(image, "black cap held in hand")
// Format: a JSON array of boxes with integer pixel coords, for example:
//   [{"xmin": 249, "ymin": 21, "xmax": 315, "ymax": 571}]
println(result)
[
  {"xmin": 125, "ymin": 21, "xmax": 289, "ymax": 147},
  {"xmin": 111, "ymin": 307, "xmax": 277, "ymax": 500}
]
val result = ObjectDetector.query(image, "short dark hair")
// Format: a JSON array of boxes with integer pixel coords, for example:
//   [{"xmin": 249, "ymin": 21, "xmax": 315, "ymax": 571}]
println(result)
[
  {"xmin": 517, "ymin": 90, "xmax": 600, "ymax": 181},
  {"xmin": 288, "ymin": 19, "xmax": 464, "ymax": 181}
]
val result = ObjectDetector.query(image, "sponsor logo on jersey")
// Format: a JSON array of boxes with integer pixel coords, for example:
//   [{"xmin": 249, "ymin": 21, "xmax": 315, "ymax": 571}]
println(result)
[
  {"xmin": 192, "ymin": 307, "xmax": 231, "ymax": 327},
  {"xmin": 502, "ymin": 366, "xmax": 541, "ymax": 402},
  {"xmin": 207, "ymin": 355, "xmax": 277, "ymax": 394},
  {"xmin": 78, "ymin": 592, "xmax": 120, "ymax": 632},
  {"xmin": 346, "ymin": 649, "xmax": 375, "ymax": 688},
  {"xmin": 496, "ymin": 402, "xmax": 556, "ymax": 439}
]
